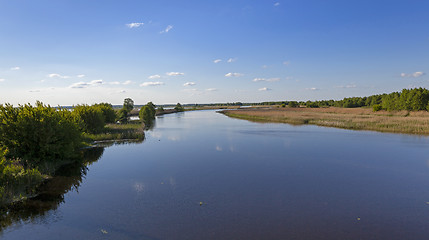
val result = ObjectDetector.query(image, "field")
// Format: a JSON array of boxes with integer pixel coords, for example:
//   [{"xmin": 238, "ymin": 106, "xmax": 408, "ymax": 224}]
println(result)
[{"xmin": 220, "ymin": 107, "xmax": 429, "ymax": 135}]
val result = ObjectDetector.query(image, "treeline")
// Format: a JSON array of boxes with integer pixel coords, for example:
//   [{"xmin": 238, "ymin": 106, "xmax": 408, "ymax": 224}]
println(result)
[
  {"xmin": 248, "ymin": 88, "xmax": 429, "ymax": 112},
  {"xmin": 299, "ymin": 88, "xmax": 429, "ymax": 112}
]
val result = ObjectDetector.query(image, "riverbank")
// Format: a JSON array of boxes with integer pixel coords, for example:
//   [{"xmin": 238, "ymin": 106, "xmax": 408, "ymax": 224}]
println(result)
[{"xmin": 219, "ymin": 107, "xmax": 429, "ymax": 135}]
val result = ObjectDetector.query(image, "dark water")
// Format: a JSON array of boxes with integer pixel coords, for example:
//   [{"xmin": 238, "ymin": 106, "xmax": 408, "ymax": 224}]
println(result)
[{"xmin": 2, "ymin": 110, "xmax": 429, "ymax": 239}]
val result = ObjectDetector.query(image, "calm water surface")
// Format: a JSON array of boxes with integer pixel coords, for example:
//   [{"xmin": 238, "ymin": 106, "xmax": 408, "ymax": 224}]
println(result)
[{"xmin": 2, "ymin": 110, "xmax": 429, "ymax": 239}]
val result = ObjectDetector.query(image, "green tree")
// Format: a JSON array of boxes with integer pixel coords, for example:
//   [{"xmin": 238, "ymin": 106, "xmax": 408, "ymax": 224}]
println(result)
[
  {"xmin": 174, "ymin": 103, "xmax": 184, "ymax": 112},
  {"xmin": 93, "ymin": 103, "xmax": 116, "ymax": 123},
  {"xmin": 123, "ymin": 98, "xmax": 134, "ymax": 113},
  {"xmin": 288, "ymin": 101, "xmax": 298, "ymax": 108},
  {"xmin": 117, "ymin": 109, "xmax": 129, "ymax": 124},
  {"xmin": 72, "ymin": 105, "xmax": 105, "ymax": 134}
]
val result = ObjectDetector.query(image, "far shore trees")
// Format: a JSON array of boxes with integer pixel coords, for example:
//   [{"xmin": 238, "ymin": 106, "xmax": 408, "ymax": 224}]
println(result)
[{"xmin": 174, "ymin": 103, "xmax": 184, "ymax": 112}]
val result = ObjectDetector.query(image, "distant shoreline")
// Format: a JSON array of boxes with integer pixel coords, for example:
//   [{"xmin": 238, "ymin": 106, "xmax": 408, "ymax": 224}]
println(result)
[{"xmin": 219, "ymin": 107, "xmax": 429, "ymax": 135}]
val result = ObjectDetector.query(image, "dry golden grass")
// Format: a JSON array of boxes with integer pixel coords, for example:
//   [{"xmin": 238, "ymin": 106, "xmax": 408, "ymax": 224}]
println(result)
[{"xmin": 220, "ymin": 107, "xmax": 429, "ymax": 135}]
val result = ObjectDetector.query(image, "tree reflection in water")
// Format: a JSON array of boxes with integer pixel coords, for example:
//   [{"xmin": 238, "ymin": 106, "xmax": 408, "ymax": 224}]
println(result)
[{"xmin": 0, "ymin": 147, "xmax": 105, "ymax": 232}]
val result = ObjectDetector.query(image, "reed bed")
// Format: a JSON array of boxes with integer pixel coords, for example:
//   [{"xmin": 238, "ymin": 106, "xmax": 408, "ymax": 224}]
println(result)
[{"xmin": 220, "ymin": 107, "xmax": 429, "ymax": 135}]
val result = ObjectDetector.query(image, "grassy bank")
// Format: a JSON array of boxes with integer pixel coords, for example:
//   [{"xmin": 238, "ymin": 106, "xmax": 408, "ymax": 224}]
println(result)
[
  {"xmin": 84, "ymin": 122, "xmax": 145, "ymax": 142},
  {"xmin": 220, "ymin": 107, "xmax": 429, "ymax": 135}
]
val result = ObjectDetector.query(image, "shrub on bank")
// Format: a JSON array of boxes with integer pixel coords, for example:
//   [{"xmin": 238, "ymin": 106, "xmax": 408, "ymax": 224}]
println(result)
[{"xmin": 0, "ymin": 102, "xmax": 83, "ymax": 166}]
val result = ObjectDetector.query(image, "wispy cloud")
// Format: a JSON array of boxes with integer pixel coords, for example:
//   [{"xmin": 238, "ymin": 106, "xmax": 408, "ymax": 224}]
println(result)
[
  {"xmin": 225, "ymin": 72, "xmax": 243, "ymax": 77},
  {"xmin": 258, "ymin": 87, "xmax": 272, "ymax": 91},
  {"xmin": 213, "ymin": 59, "xmax": 222, "ymax": 63},
  {"xmin": 336, "ymin": 84, "xmax": 357, "ymax": 88},
  {"xmin": 184, "ymin": 82, "xmax": 196, "ymax": 86},
  {"xmin": 48, "ymin": 73, "xmax": 71, "ymax": 79},
  {"xmin": 283, "ymin": 61, "xmax": 290, "ymax": 66},
  {"xmin": 77, "ymin": 74, "xmax": 85, "ymax": 78},
  {"xmin": 274, "ymin": 2, "xmax": 280, "ymax": 7},
  {"xmin": 401, "ymin": 72, "xmax": 425, "ymax": 78},
  {"xmin": 29, "ymin": 89, "xmax": 41, "ymax": 93},
  {"xmin": 119, "ymin": 90, "xmax": 126, "ymax": 93},
  {"xmin": 126, "ymin": 22, "xmax": 144, "ymax": 28},
  {"xmin": 140, "ymin": 81, "xmax": 165, "ymax": 87},
  {"xmin": 160, "ymin": 25, "xmax": 173, "ymax": 34},
  {"xmin": 166, "ymin": 72, "xmax": 184, "ymax": 76},
  {"xmin": 69, "ymin": 79, "xmax": 103, "ymax": 89},
  {"xmin": 148, "ymin": 74, "xmax": 161, "ymax": 79},
  {"xmin": 306, "ymin": 87, "xmax": 319, "ymax": 91},
  {"xmin": 0, "ymin": 78, "xmax": 5, "ymax": 82},
  {"xmin": 10, "ymin": 67, "xmax": 20, "ymax": 71},
  {"xmin": 227, "ymin": 58, "xmax": 236, "ymax": 63},
  {"xmin": 109, "ymin": 80, "xmax": 133, "ymax": 85},
  {"xmin": 253, "ymin": 78, "xmax": 280, "ymax": 82},
  {"xmin": 206, "ymin": 88, "xmax": 218, "ymax": 91}
]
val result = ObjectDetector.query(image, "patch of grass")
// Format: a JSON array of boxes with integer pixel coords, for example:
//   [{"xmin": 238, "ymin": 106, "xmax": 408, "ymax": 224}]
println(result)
[
  {"xmin": 84, "ymin": 122, "xmax": 145, "ymax": 142},
  {"xmin": 220, "ymin": 107, "xmax": 429, "ymax": 135}
]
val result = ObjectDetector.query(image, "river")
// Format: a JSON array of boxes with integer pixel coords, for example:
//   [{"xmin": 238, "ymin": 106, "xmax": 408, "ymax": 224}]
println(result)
[{"xmin": 2, "ymin": 110, "xmax": 429, "ymax": 239}]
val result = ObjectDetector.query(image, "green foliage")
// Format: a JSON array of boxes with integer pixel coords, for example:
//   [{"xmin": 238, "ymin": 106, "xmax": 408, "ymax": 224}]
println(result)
[
  {"xmin": 372, "ymin": 104, "xmax": 382, "ymax": 112},
  {"xmin": 117, "ymin": 109, "xmax": 129, "ymax": 124},
  {"xmin": 288, "ymin": 101, "xmax": 299, "ymax": 108},
  {"xmin": 157, "ymin": 106, "xmax": 165, "ymax": 112},
  {"xmin": 123, "ymin": 98, "xmax": 134, "ymax": 113},
  {"xmin": 93, "ymin": 103, "xmax": 116, "ymax": 123},
  {"xmin": 72, "ymin": 105, "xmax": 105, "ymax": 134},
  {"xmin": 0, "ymin": 102, "xmax": 83, "ymax": 165},
  {"xmin": 139, "ymin": 102, "xmax": 156, "ymax": 127},
  {"xmin": 174, "ymin": 103, "xmax": 184, "ymax": 112},
  {"xmin": 281, "ymin": 104, "xmax": 286, "ymax": 108}
]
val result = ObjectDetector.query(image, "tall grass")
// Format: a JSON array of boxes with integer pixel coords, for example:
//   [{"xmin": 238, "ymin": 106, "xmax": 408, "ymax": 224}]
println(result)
[{"xmin": 220, "ymin": 107, "xmax": 429, "ymax": 135}]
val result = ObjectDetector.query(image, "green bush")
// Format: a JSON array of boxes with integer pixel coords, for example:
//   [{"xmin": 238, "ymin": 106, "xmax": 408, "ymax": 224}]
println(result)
[
  {"xmin": 93, "ymin": 103, "xmax": 116, "ymax": 123},
  {"xmin": 139, "ymin": 102, "xmax": 156, "ymax": 126},
  {"xmin": 72, "ymin": 105, "xmax": 105, "ymax": 134},
  {"xmin": 0, "ymin": 102, "xmax": 83, "ymax": 165},
  {"xmin": 174, "ymin": 103, "xmax": 184, "ymax": 112},
  {"xmin": 372, "ymin": 104, "xmax": 382, "ymax": 112}
]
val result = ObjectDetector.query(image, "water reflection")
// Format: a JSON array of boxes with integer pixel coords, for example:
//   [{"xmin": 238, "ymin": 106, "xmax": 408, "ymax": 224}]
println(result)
[{"xmin": 0, "ymin": 147, "xmax": 104, "ymax": 233}]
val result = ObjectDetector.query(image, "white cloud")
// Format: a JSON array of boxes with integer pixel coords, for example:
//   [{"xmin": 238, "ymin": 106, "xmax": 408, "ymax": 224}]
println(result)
[
  {"xmin": 166, "ymin": 72, "xmax": 184, "ymax": 76},
  {"xmin": 206, "ymin": 88, "xmax": 218, "ymax": 91},
  {"xmin": 184, "ymin": 82, "xmax": 196, "ymax": 86},
  {"xmin": 306, "ymin": 87, "xmax": 319, "ymax": 91},
  {"xmin": 213, "ymin": 59, "xmax": 222, "ymax": 63},
  {"xmin": 109, "ymin": 81, "xmax": 121, "ymax": 85},
  {"xmin": 69, "ymin": 79, "xmax": 103, "ymax": 89},
  {"xmin": 253, "ymin": 78, "xmax": 280, "ymax": 82},
  {"xmin": 10, "ymin": 67, "xmax": 20, "ymax": 71},
  {"xmin": 148, "ymin": 74, "xmax": 161, "ymax": 79},
  {"xmin": 77, "ymin": 74, "xmax": 85, "ymax": 78},
  {"xmin": 227, "ymin": 58, "xmax": 236, "ymax": 63},
  {"xmin": 283, "ymin": 61, "xmax": 290, "ymax": 66},
  {"xmin": 123, "ymin": 80, "xmax": 132, "ymax": 85},
  {"xmin": 29, "ymin": 89, "xmax": 41, "ymax": 92},
  {"xmin": 119, "ymin": 90, "xmax": 126, "ymax": 93},
  {"xmin": 274, "ymin": 2, "xmax": 280, "ymax": 6},
  {"xmin": 400, "ymin": 72, "xmax": 425, "ymax": 78},
  {"xmin": 0, "ymin": 78, "xmax": 4, "ymax": 82},
  {"xmin": 225, "ymin": 72, "xmax": 243, "ymax": 77},
  {"xmin": 140, "ymin": 81, "xmax": 165, "ymax": 87},
  {"xmin": 48, "ymin": 73, "xmax": 71, "ymax": 79},
  {"xmin": 160, "ymin": 25, "xmax": 173, "ymax": 34},
  {"xmin": 258, "ymin": 87, "xmax": 272, "ymax": 91},
  {"xmin": 336, "ymin": 84, "xmax": 357, "ymax": 88},
  {"xmin": 126, "ymin": 22, "xmax": 144, "ymax": 28}
]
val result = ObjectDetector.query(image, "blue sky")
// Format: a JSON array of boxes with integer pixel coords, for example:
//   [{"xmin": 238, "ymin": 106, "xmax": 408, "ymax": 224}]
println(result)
[{"xmin": 0, "ymin": 0, "xmax": 428, "ymax": 105}]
